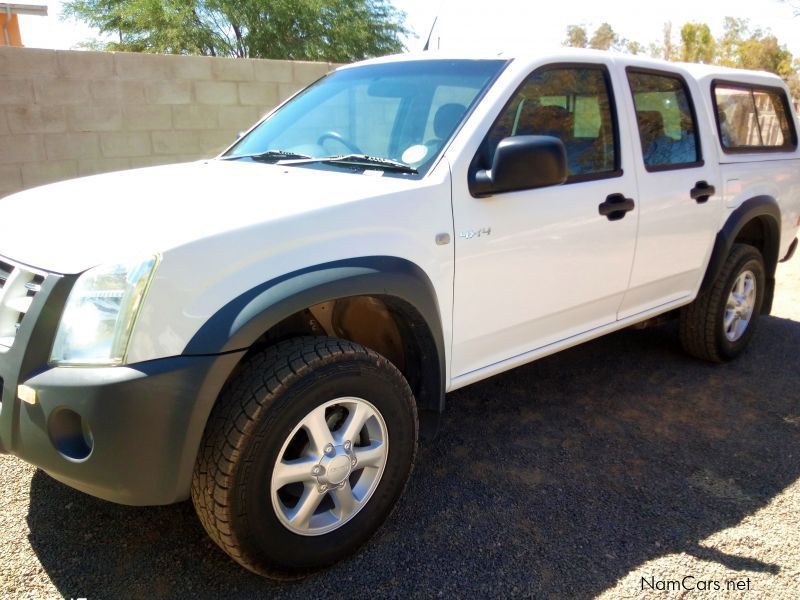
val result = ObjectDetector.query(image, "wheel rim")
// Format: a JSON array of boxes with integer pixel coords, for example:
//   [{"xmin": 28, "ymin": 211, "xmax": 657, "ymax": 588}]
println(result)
[
  {"xmin": 270, "ymin": 397, "xmax": 389, "ymax": 536},
  {"xmin": 724, "ymin": 269, "xmax": 757, "ymax": 342}
]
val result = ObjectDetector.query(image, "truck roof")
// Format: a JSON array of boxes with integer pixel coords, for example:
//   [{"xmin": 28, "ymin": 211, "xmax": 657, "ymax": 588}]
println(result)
[{"xmin": 343, "ymin": 47, "xmax": 785, "ymax": 88}]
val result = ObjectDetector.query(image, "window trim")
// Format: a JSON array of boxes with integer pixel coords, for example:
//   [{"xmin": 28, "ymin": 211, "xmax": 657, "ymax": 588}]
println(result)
[
  {"xmin": 711, "ymin": 79, "xmax": 798, "ymax": 155},
  {"xmin": 474, "ymin": 62, "xmax": 624, "ymax": 187},
  {"xmin": 625, "ymin": 66, "xmax": 705, "ymax": 173}
]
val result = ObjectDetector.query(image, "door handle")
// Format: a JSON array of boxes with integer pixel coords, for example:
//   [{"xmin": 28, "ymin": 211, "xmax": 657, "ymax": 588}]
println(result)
[
  {"xmin": 598, "ymin": 193, "xmax": 636, "ymax": 221},
  {"xmin": 690, "ymin": 181, "xmax": 716, "ymax": 203}
]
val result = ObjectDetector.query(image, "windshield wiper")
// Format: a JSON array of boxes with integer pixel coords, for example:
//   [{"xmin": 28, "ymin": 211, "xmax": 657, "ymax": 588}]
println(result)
[
  {"xmin": 281, "ymin": 154, "xmax": 418, "ymax": 174},
  {"xmin": 222, "ymin": 150, "xmax": 312, "ymax": 162}
]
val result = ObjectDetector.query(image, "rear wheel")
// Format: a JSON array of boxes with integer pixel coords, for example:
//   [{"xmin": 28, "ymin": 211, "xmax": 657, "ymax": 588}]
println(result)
[
  {"xmin": 680, "ymin": 243, "xmax": 766, "ymax": 362},
  {"xmin": 192, "ymin": 336, "xmax": 417, "ymax": 578}
]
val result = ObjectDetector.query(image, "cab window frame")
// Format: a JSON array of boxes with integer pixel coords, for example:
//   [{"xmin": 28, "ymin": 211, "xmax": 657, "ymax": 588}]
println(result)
[
  {"xmin": 711, "ymin": 79, "xmax": 798, "ymax": 154},
  {"xmin": 473, "ymin": 62, "xmax": 624, "ymax": 187},
  {"xmin": 626, "ymin": 67, "xmax": 705, "ymax": 173}
]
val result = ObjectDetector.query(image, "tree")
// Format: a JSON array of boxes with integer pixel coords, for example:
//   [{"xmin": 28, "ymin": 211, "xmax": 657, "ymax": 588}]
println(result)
[
  {"xmin": 62, "ymin": 0, "xmax": 409, "ymax": 61},
  {"xmin": 662, "ymin": 21, "xmax": 676, "ymax": 61},
  {"xmin": 714, "ymin": 18, "xmax": 794, "ymax": 78},
  {"xmin": 717, "ymin": 17, "xmax": 750, "ymax": 66},
  {"xmin": 787, "ymin": 60, "xmax": 800, "ymax": 98},
  {"xmin": 560, "ymin": 16, "xmax": 800, "ymax": 99},
  {"xmin": 589, "ymin": 22, "xmax": 619, "ymax": 51},
  {"xmin": 564, "ymin": 25, "xmax": 588, "ymax": 48},
  {"xmin": 625, "ymin": 40, "xmax": 645, "ymax": 55},
  {"xmin": 738, "ymin": 34, "xmax": 794, "ymax": 76},
  {"xmin": 680, "ymin": 22, "xmax": 715, "ymax": 64},
  {"xmin": 563, "ymin": 23, "xmax": 650, "ymax": 57}
]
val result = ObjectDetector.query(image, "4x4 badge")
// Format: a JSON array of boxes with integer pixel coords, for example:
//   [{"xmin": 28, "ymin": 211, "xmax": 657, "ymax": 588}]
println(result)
[{"xmin": 459, "ymin": 227, "xmax": 492, "ymax": 240}]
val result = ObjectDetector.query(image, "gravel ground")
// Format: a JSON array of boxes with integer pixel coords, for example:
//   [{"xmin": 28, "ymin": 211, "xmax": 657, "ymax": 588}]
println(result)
[{"xmin": 1, "ymin": 258, "xmax": 799, "ymax": 600}]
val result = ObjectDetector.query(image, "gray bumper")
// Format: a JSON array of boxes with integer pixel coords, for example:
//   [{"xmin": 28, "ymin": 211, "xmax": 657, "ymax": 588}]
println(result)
[{"xmin": 0, "ymin": 266, "xmax": 243, "ymax": 505}]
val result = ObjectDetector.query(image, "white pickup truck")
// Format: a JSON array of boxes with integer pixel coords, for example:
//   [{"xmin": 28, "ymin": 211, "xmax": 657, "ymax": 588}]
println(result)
[{"xmin": 0, "ymin": 49, "xmax": 798, "ymax": 577}]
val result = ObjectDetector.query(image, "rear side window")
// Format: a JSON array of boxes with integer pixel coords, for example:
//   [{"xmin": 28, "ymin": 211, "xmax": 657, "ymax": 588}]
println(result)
[
  {"xmin": 627, "ymin": 70, "xmax": 701, "ymax": 171},
  {"xmin": 713, "ymin": 83, "xmax": 796, "ymax": 152},
  {"xmin": 481, "ymin": 65, "xmax": 619, "ymax": 182}
]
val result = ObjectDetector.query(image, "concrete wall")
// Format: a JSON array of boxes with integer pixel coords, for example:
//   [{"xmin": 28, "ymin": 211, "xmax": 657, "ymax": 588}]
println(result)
[{"xmin": 0, "ymin": 47, "xmax": 337, "ymax": 198}]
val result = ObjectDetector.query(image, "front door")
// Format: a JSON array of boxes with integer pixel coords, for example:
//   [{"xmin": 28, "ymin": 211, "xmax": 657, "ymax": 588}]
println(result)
[{"xmin": 450, "ymin": 62, "xmax": 639, "ymax": 378}]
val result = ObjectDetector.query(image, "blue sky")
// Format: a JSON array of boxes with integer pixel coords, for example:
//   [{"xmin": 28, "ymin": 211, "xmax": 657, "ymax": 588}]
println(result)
[{"xmin": 17, "ymin": 0, "xmax": 800, "ymax": 58}]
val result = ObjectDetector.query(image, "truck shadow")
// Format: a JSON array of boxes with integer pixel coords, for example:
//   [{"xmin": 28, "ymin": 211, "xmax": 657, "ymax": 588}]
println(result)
[{"xmin": 26, "ymin": 316, "xmax": 800, "ymax": 599}]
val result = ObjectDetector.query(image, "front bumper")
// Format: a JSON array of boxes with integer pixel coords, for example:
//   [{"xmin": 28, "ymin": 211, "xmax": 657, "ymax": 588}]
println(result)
[{"xmin": 0, "ymin": 260, "xmax": 243, "ymax": 505}]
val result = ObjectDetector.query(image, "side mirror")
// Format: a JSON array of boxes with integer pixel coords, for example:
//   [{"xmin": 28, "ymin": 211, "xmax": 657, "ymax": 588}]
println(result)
[{"xmin": 469, "ymin": 135, "xmax": 567, "ymax": 197}]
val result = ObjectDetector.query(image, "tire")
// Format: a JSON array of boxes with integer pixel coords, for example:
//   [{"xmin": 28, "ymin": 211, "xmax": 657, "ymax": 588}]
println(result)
[
  {"xmin": 191, "ymin": 336, "xmax": 418, "ymax": 578},
  {"xmin": 680, "ymin": 243, "xmax": 766, "ymax": 362}
]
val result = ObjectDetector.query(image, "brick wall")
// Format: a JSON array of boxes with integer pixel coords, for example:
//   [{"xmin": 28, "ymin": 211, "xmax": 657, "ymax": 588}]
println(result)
[{"xmin": 0, "ymin": 47, "xmax": 337, "ymax": 198}]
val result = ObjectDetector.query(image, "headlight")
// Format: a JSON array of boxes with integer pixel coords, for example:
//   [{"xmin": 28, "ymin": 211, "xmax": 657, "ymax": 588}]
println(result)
[{"xmin": 50, "ymin": 256, "xmax": 159, "ymax": 366}]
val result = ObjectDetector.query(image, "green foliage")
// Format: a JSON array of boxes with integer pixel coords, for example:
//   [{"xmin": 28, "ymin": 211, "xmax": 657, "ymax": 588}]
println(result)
[
  {"xmin": 718, "ymin": 19, "xmax": 793, "ymax": 77},
  {"xmin": 680, "ymin": 22, "xmax": 714, "ymax": 64},
  {"xmin": 564, "ymin": 25, "xmax": 588, "ymax": 48},
  {"xmin": 625, "ymin": 40, "xmax": 645, "ymax": 56},
  {"xmin": 564, "ymin": 22, "xmax": 630, "ymax": 53},
  {"xmin": 716, "ymin": 17, "xmax": 748, "ymax": 66},
  {"xmin": 589, "ymin": 23, "xmax": 619, "ymax": 51},
  {"xmin": 564, "ymin": 22, "xmax": 643, "ymax": 55},
  {"xmin": 562, "ymin": 17, "xmax": 799, "ymax": 97},
  {"xmin": 62, "ymin": 0, "xmax": 409, "ymax": 61}
]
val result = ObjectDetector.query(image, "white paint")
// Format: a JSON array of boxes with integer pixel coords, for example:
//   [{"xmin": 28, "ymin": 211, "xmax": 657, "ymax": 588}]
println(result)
[{"xmin": 0, "ymin": 49, "xmax": 798, "ymax": 387}]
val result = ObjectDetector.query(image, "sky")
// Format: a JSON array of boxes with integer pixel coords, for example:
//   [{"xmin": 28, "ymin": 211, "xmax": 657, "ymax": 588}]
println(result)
[{"xmin": 16, "ymin": 0, "xmax": 800, "ymax": 59}]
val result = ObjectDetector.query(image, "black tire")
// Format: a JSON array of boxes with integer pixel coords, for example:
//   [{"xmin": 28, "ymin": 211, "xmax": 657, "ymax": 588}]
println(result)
[
  {"xmin": 191, "ymin": 336, "xmax": 418, "ymax": 578},
  {"xmin": 680, "ymin": 243, "xmax": 766, "ymax": 362}
]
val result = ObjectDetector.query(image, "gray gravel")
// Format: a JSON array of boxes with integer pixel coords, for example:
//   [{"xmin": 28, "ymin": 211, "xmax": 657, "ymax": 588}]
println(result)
[{"xmin": 1, "ymin": 259, "xmax": 799, "ymax": 599}]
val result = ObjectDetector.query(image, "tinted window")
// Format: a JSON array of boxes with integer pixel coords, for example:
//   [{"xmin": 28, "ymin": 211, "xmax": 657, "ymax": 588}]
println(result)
[
  {"xmin": 627, "ymin": 71, "xmax": 700, "ymax": 170},
  {"xmin": 754, "ymin": 90, "xmax": 787, "ymax": 146},
  {"xmin": 482, "ymin": 66, "xmax": 618, "ymax": 180},
  {"xmin": 714, "ymin": 84, "xmax": 796, "ymax": 151}
]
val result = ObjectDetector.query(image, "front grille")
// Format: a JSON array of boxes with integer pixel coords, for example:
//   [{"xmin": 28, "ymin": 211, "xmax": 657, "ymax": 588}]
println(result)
[{"xmin": 0, "ymin": 259, "xmax": 46, "ymax": 349}]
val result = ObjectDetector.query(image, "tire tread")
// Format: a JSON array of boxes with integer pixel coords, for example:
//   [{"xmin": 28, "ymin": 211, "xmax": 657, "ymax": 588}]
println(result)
[
  {"xmin": 191, "ymin": 336, "xmax": 415, "ymax": 578},
  {"xmin": 679, "ymin": 243, "xmax": 763, "ymax": 363}
]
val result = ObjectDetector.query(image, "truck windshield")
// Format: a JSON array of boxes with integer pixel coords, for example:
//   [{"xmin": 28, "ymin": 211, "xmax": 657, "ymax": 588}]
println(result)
[{"xmin": 224, "ymin": 59, "xmax": 508, "ymax": 176}]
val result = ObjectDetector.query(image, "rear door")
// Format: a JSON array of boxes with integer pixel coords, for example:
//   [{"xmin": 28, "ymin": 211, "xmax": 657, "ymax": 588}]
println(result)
[{"xmin": 617, "ymin": 67, "xmax": 722, "ymax": 318}]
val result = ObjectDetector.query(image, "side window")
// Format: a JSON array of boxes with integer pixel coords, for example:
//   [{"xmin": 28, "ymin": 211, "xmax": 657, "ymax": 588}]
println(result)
[
  {"xmin": 482, "ymin": 66, "xmax": 618, "ymax": 180},
  {"xmin": 714, "ymin": 84, "xmax": 796, "ymax": 151},
  {"xmin": 754, "ymin": 90, "xmax": 787, "ymax": 146},
  {"xmin": 627, "ymin": 70, "xmax": 700, "ymax": 170}
]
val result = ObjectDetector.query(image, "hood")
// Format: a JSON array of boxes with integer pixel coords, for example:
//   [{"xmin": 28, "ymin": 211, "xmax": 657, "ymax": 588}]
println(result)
[{"xmin": 0, "ymin": 160, "xmax": 415, "ymax": 274}]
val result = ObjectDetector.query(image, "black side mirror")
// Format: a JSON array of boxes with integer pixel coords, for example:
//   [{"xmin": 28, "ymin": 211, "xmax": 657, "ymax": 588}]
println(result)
[{"xmin": 469, "ymin": 135, "xmax": 568, "ymax": 197}]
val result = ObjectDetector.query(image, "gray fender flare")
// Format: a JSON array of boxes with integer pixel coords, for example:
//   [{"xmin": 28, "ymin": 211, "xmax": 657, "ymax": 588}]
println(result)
[
  {"xmin": 700, "ymin": 196, "xmax": 781, "ymax": 312},
  {"xmin": 184, "ymin": 256, "xmax": 446, "ymax": 413}
]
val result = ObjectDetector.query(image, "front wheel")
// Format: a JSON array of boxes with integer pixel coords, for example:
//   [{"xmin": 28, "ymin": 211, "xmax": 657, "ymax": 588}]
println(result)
[
  {"xmin": 680, "ymin": 243, "xmax": 766, "ymax": 362},
  {"xmin": 192, "ymin": 337, "xmax": 418, "ymax": 578}
]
